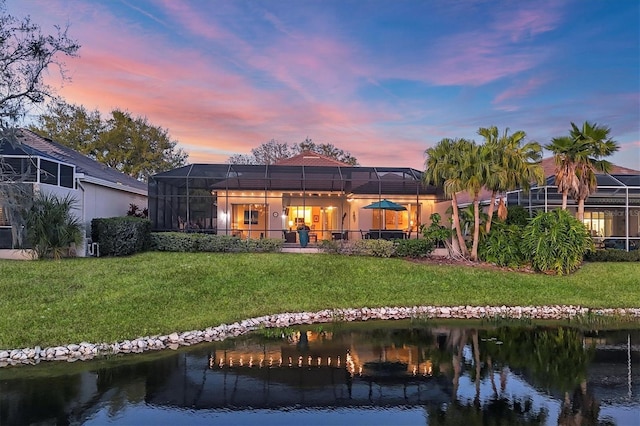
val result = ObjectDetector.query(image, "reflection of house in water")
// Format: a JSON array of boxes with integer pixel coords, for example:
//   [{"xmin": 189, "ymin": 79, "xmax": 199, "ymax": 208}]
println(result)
[
  {"xmin": 1, "ymin": 326, "xmax": 638, "ymax": 425},
  {"xmin": 145, "ymin": 329, "xmax": 453, "ymax": 409},
  {"xmin": 584, "ymin": 332, "xmax": 640, "ymax": 405}
]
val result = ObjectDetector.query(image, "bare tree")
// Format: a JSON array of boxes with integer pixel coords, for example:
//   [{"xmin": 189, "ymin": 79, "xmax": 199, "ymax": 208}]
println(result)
[{"xmin": 227, "ymin": 137, "xmax": 358, "ymax": 165}]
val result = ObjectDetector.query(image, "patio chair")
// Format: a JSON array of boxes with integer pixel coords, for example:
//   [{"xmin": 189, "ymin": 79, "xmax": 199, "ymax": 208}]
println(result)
[{"xmin": 282, "ymin": 230, "xmax": 296, "ymax": 243}]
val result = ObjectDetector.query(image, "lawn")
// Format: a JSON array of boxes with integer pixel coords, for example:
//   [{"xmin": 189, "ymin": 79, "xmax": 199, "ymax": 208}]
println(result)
[{"xmin": 0, "ymin": 252, "xmax": 638, "ymax": 349}]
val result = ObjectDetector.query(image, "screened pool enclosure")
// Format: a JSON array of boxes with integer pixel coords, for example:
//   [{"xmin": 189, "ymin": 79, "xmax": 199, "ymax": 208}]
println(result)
[
  {"xmin": 507, "ymin": 174, "xmax": 640, "ymax": 251},
  {"xmin": 149, "ymin": 164, "xmax": 442, "ymax": 242}
]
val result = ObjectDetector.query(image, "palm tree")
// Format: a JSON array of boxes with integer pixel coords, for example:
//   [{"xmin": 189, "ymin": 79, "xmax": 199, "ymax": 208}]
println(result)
[
  {"xmin": 546, "ymin": 122, "xmax": 619, "ymax": 221},
  {"xmin": 461, "ymin": 142, "xmax": 487, "ymax": 261},
  {"xmin": 424, "ymin": 138, "xmax": 471, "ymax": 257},
  {"xmin": 25, "ymin": 192, "xmax": 83, "ymax": 259},
  {"xmin": 479, "ymin": 126, "xmax": 544, "ymax": 233},
  {"xmin": 545, "ymin": 135, "xmax": 585, "ymax": 211},
  {"xmin": 569, "ymin": 121, "xmax": 619, "ymax": 222},
  {"xmin": 425, "ymin": 138, "xmax": 493, "ymax": 261}
]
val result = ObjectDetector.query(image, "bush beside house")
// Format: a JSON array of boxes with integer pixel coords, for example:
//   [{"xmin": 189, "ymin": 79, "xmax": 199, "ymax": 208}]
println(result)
[
  {"xmin": 91, "ymin": 217, "xmax": 151, "ymax": 256},
  {"xmin": 150, "ymin": 232, "xmax": 283, "ymax": 253}
]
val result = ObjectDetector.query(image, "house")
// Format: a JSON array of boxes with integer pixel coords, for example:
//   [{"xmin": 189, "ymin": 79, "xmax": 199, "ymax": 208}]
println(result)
[
  {"xmin": 450, "ymin": 157, "xmax": 639, "ymax": 251},
  {"xmin": 148, "ymin": 152, "xmax": 444, "ymax": 242},
  {"xmin": 0, "ymin": 129, "xmax": 148, "ymax": 256},
  {"xmin": 506, "ymin": 158, "xmax": 640, "ymax": 251}
]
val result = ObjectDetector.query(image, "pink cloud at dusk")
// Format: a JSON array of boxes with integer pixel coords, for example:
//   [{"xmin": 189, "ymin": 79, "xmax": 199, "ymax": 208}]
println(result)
[
  {"xmin": 415, "ymin": 33, "xmax": 541, "ymax": 87},
  {"xmin": 492, "ymin": 3, "xmax": 562, "ymax": 42},
  {"xmin": 493, "ymin": 77, "xmax": 548, "ymax": 106},
  {"xmin": 6, "ymin": 0, "xmax": 639, "ymax": 171}
]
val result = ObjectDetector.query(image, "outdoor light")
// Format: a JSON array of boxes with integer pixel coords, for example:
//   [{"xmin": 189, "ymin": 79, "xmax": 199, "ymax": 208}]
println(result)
[{"xmin": 288, "ymin": 220, "xmax": 293, "ymax": 230}]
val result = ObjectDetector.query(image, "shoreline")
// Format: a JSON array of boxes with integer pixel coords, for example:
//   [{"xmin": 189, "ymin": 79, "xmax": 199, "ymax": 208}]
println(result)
[{"xmin": 2, "ymin": 304, "xmax": 639, "ymax": 368}]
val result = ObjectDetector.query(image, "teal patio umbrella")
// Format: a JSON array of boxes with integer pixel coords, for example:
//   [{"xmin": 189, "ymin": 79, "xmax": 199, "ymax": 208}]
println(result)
[
  {"xmin": 362, "ymin": 199, "xmax": 407, "ymax": 211},
  {"xmin": 363, "ymin": 199, "xmax": 407, "ymax": 238}
]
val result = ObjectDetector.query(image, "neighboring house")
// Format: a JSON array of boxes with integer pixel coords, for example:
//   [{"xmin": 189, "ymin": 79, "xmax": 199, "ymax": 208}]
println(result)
[
  {"xmin": 148, "ymin": 151, "xmax": 444, "ymax": 242},
  {"xmin": 0, "ymin": 129, "xmax": 148, "ymax": 255},
  {"xmin": 449, "ymin": 157, "xmax": 639, "ymax": 251},
  {"xmin": 506, "ymin": 158, "xmax": 639, "ymax": 251}
]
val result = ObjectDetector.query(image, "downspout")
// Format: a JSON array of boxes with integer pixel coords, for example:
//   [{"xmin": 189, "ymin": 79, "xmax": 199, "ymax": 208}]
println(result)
[{"xmin": 76, "ymin": 173, "xmax": 88, "ymax": 256}]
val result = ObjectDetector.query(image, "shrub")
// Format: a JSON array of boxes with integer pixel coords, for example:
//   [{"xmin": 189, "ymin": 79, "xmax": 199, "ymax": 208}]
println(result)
[
  {"xmin": 126, "ymin": 203, "xmax": 148, "ymax": 218},
  {"xmin": 150, "ymin": 232, "xmax": 202, "ymax": 252},
  {"xmin": 337, "ymin": 239, "xmax": 396, "ymax": 257},
  {"xmin": 319, "ymin": 239, "xmax": 341, "ymax": 253},
  {"xmin": 395, "ymin": 238, "xmax": 434, "ymax": 258},
  {"xmin": 150, "ymin": 232, "xmax": 283, "ymax": 253},
  {"xmin": 25, "ymin": 192, "xmax": 83, "ymax": 260},
  {"xmin": 91, "ymin": 217, "xmax": 151, "ymax": 256},
  {"xmin": 197, "ymin": 234, "xmax": 242, "ymax": 252},
  {"xmin": 367, "ymin": 239, "xmax": 396, "ymax": 257},
  {"xmin": 584, "ymin": 249, "xmax": 640, "ymax": 262},
  {"xmin": 505, "ymin": 205, "xmax": 530, "ymax": 226},
  {"xmin": 421, "ymin": 213, "xmax": 452, "ymax": 248},
  {"xmin": 521, "ymin": 209, "xmax": 593, "ymax": 275},
  {"xmin": 253, "ymin": 238, "xmax": 284, "ymax": 252},
  {"xmin": 478, "ymin": 223, "xmax": 525, "ymax": 267}
]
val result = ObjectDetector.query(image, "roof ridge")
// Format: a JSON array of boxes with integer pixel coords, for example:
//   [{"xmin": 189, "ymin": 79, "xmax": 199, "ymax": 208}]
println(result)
[
  {"xmin": 273, "ymin": 150, "xmax": 352, "ymax": 167},
  {"xmin": 11, "ymin": 128, "xmax": 147, "ymax": 191}
]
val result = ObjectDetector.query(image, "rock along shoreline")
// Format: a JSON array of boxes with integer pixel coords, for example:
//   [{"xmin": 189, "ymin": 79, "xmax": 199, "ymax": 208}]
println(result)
[{"xmin": 2, "ymin": 305, "xmax": 639, "ymax": 368}]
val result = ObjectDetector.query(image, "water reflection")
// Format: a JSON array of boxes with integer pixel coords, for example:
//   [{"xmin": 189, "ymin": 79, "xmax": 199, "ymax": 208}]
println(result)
[{"xmin": 1, "ymin": 320, "xmax": 638, "ymax": 425}]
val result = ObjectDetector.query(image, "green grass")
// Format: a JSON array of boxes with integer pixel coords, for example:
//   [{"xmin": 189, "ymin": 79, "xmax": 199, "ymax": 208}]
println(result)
[{"xmin": 0, "ymin": 252, "xmax": 638, "ymax": 349}]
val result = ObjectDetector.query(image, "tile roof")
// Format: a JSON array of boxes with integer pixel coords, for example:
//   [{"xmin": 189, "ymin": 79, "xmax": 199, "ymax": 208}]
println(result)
[
  {"xmin": 272, "ymin": 151, "xmax": 353, "ymax": 167},
  {"xmin": 539, "ymin": 157, "xmax": 639, "ymax": 177},
  {"xmin": 8, "ymin": 129, "xmax": 147, "ymax": 192}
]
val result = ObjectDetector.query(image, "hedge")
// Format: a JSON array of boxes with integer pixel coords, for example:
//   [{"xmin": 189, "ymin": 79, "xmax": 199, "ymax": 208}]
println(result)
[
  {"xmin": 150, "ymin": 232, "xmax": 283, "ymax": 253},
  {"xmin": 584, "ymin": 249, "xmax": 640, "ymax": 262},
  {"xmin": 91, "ymin": 217, "xmax": 151, "ymax": 257}
]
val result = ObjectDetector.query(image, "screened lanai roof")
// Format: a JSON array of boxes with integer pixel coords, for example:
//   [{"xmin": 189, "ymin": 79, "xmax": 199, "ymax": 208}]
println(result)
[
  {"xmin": 541, "ymin": 173, "xmax": 640, "ymax": 188},
  {"xmin": 530, "ymin": 173, "xmax": 640, "ymax": 205},
  {"xmin": 150, "ymin": 164, "xmax": 440, "ymax": 196}
]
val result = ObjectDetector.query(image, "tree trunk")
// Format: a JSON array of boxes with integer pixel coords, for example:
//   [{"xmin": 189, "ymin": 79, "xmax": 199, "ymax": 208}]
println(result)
[
  {"xmin": 471, "ymin": 199, "xmax": 480, "ymax": 261},
  {"xmin": 450, "ymin": 194, "xmax": 468, "ymax": 257},
  {"xmin": 485, "ymin": 191, "xmax": 497, "ymax": 234},
  {"xmin": 561, "ymin": 190, "xmax": 568, "ymax": 210},
  {"xmin": 472, "ymin": 330, "xmax": 481, "ymax": 403},
  {"xmin": 577, "ymin": 198, "xmax": 585, "ymax": 222}
]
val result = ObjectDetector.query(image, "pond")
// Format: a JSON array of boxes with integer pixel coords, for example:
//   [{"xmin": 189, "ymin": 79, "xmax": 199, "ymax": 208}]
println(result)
[{"xmin": 1, "ymin": 319, "xmax": 638, "ymax": 425}]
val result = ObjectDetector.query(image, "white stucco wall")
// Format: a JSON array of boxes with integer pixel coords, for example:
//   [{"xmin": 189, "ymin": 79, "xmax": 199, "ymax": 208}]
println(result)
[
  {"xmin": 35, "ymin": 180, "xmax": 147, "ymax": 256},
  {"xmin": 79, "ymin": 181, "xmax": 147, "ymax": 225}
]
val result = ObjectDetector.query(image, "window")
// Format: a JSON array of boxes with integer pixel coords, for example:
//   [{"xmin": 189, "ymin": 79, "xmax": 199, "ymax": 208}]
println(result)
[
  {"xmin": 231, "ymin": 204, "xmax": 267, "ymax": 238},
  {"xmin": 60, "ymin": 164, "xmax": 74, "ymax": 188},
  {"xmin": 1, "ymin": 157, "xmax": 37, "ymax": 182},
  {"xmin": 39, "ymin": 159, "xmax": 58, "ymax": 185},
  {"xmin": 372, "ymin": 209, "xmax": 408, "ymax": 230}
]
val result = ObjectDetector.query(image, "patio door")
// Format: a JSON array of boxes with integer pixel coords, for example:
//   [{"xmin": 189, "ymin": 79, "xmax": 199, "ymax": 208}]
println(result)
[
  {"xmin": 231, "ymin": 204, "xmax": 267, "ymax": 239},
  {"xmin": 371, "ymin": 208, "xmax": 409, "ymax": 230}
]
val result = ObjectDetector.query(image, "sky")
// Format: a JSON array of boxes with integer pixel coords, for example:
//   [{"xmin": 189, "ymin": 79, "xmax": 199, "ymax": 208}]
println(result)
[{"xmin": 8, "ymin": 0, "xmax": 640, "ymax": 170}]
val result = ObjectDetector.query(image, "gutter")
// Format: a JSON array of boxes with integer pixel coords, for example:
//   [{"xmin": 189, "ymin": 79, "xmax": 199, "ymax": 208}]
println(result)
[{"xmin": 78, "ymin": 175, "xmax": 148, "ymax": 196}]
